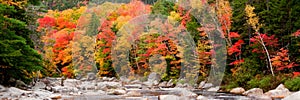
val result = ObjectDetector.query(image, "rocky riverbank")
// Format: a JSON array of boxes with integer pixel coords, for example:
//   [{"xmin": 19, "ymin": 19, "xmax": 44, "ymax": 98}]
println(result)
[{"xmin": 0, "ymin": 73, "xmax": 299, "ymax": 100}]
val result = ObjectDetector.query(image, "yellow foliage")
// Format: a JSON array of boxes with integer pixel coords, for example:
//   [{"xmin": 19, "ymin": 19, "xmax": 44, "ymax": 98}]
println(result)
[
  {"xmin": 0, "ymin": 0, "xmax": 27, "ymax": 8},
  {"xmin": 245, "ymin": 5, "xmax": 262, "ymax": 32}
]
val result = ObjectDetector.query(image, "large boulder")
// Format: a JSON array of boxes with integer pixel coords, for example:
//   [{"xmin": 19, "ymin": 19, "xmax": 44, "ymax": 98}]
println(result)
[
  {"xmin": 283, "ymin": 91, "xmax": 300, "ymax": 100},
  {"xmin": 265, "ymin": 84, "xmax": 291, "ymax": 98}
]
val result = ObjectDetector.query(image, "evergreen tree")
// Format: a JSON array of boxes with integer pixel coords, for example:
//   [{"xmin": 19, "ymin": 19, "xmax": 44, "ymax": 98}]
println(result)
[{"xmin": 0, "ymin": 1, "xmax": 44, "ymax": 85}]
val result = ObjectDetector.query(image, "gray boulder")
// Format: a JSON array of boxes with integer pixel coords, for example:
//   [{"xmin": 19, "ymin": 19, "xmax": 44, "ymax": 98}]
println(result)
[
  {"xmin": 265, "ymin": 84, "xmax": 291, "ymax": 98},
  {"xmin": 283, "ymin": 91, "xmax": 300, "ymax": 100}
]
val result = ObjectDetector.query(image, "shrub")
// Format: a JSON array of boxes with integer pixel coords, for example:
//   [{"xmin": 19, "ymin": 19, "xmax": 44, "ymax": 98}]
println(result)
[{"xmin": 285, "ymin": 77, "xmax": 300, "ymax": 91}]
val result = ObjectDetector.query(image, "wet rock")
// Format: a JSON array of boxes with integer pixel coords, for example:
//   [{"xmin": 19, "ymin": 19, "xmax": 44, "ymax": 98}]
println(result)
[
  {"xmin": 159, "ymin": 95, "xmax": 180, "ymax": 100},
  {"xmin": 175, "ymin": 83, "xmax": 183, "ymax": 88},
  {"xmin": 124, "ymin": 84, "xmax": 142, "ymax": 89},
  {"xmin": 243, "ymin": 88, "xmax": 264, "ymax": 96},
  {"xmin": 248, "ymin": 95, "xmax": 272, "ymax": 100},
  {"xmin": 160, "ymin": 88, "xmax": 197, "ymax": 97},
  {"xmin": 125, "ymin": 97, "xmax": 146, "ymax": 100},
  {"xmin": 120, "ymin": 76, "xmax": 130, "ymax": 83},
  {"xmin": 64, "ymin": 79, "xmax": 81, "ymax": 87},
  {"xmin": 145, "ymin": 72, "xmax": 161, "ymax": 86},
  {"xmin": 97, "ymin": 82, "xmax": 122, "ymax": 90},
  {"xmin": 131, "ymin": 80, "xmax": 142, "ymax": 84},
  {"xmin": 283, "ymin": 91, "xmax": 300, "ymax": 100},
  {"xmin": 230, "ymin": 87, "xmax": 245, "ymax": 94},
  {"xmin": 207, "ymin": 86, "xmax": 220, "ymax": 91},
  {"xmin": 0, "ymin": 85, "xmax": 6, "ymax": 92},
  {"xmin": 202, "ymin": 83, "xmax": 213, "ymax": 89},
  {"xmin": 33, "ymin": 89, "xmax": 52, "ymax": 98},
  {"xmin": 198, "ymin": 81, "xmax": 205, "ymax": 89},
  {"xmin": 126, "ymin": 90, "xmax": 142, "ymax": 97},
  {"xmin": 83, "ymin": 90, "xmax": 106, "ymax": 95},
  {"xmin": 265, "ymin": 84, "xmax": 291, "ymax": 98},
  {"xmin": 49, "ymin": 94, "xmax": 62, "ymax": 99},
  {"xmin": 87, "ymin": 72, "xmax": 96, "ymax": 81},
  {"xmin": 179, "ymin": 88, "xmax": 197, "ymax": 97},
  {"xmin": 32, "ymin": 82, "xmax": 46, "ymax": 90},
  {"xmin": 109, "ymin": 89, "xmax": 126, "ymax": 95},
  {"xmin": 8, "ymin": 87, "xmax": 31, "ymax": 96},
  {"xmin": 51, "ymin": 86, "xmax": 63, "ymax": 93},
  {"xmin": 196, "ymin": 95, "xmax": 208, "ymax": 100},
  {"xmin": 47, "ymin": 77, "xmax": 62, "ymax": 86},
  {"xmin": 167, "ymin": 79, "xmax": 174, "ymax": 87},
  {"xmin": 158, "ymin": 81, "xmax": 167, "ymax": 87}
]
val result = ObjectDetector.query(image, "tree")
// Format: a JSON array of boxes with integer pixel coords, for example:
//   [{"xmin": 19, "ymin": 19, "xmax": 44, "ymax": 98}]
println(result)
[{"xmin": 0, "ymin": 1, "xmax": 44, "ymax": 85}]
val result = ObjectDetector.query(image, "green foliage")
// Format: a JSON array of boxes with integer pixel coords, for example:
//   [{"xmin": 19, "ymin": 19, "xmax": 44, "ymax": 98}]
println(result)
[
  {"xmin": 41, "ymin": 0, "xmax": 86, "ymax": 11},
  {"xmin": 151, "ymin": 0, "xmax": 175, "ymax": 16},
  {"xmin": 0, "ymin": 3, "xmax": 44, "ymax": 84},
  {"xmin": 285, "ymin": 77, "xmax": 300, "ymax": 91}
]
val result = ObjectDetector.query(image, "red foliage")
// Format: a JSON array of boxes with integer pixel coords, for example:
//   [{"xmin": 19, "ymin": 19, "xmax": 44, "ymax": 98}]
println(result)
[
  {"xmin": 293, "ymin": 72, "xmax": 300, "ymax": 77},
  {"xmin": 228, "ymin": 32, "xmax": 240, "ymax": 38},
  {"xmin": 250, "ymin": 33, "xmax": 279, "ymax": 47},
  {"xmin": 271, "ymin": 48, "xmax": 295, "ymax": 71},
  {"xmin": 229, "ymin": 59, "xmax": 244, "ymax": 65},
  {"xmin": 292, "ymin": 30, "xmax": 300, "ymax": 37},
  {"xmin": 37, "ymin": 16, "xmax": 56, "ymax": 31},
  {"xmin": 228, "ymin": 39, "xmax": 244, "ymax": 56}
]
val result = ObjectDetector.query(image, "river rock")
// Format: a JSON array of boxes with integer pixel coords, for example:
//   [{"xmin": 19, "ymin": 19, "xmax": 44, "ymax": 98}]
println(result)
[
  {"xmin": 158, "ymin": 81, "xmax": 167, "ymax": 87},
  {"xmin": 64, "ymin": 79, "xmax": 81, "ymax": 87},
  {"xmin": 126, "ymin": 90, "xmax": 142, "ymax": 97},
  {"xmin": 197, "ymin": 95, "xmax": 208, "ymax": 100},
  {"xmin": 198, "ymin": 81, "xmax": 206, "ymax": 89},
  {"xmin": 243, "ymin": 88, "xmax": 264, "ymax": 96},
  {"xmin": 145, "ymin": 72, "xmax": 161, "ymax": 86},
  {"xmin": 8, "ymin": 87, "xmax": 31, "ymax": 96},
  {"xmin": 283, "ymin": 91, "xmax": 300, "ymax": 100},
  {"xmin": 97, "ymin": 82, "xmax": 122, "ymax": 90},
  {"xmin": 248, "ymin": 95, "xmax": 272, "ymax": 100},
  {"xmin": 202, "ymin": 83, "xmax": 213, "ymax": 89},
  {"xmin": 230, "ymin": 87, "xmax": 245, "ymax": 94},
  {"xmin": 84, "ymin": 90, "xmax": 106, "ymax": 95},
  {"xmin": 33, "ymin": 89, "xmax": 52, "ymax": 98},
  {"xmin": 180, "ymin": 88, "xmax": 198, "ymax": 97},
  {"xmin": 159, "ymin": 95, "xmax": 180, "ymax": 100},
  {"xmin": 49, "ymin": 94, "xmax": 62, "ymax": 99},
  {"xmin": 265, "ymin": 84, "xmax": 291, "ymax": 98},
  {"xmin": 109, "ymin": 89, "xmax": 126, "ymax": 95},
  {"xmin": 87, "ymin": 72, "xmax": 96, "ymax": 81},
  {"xmin": 0, "ymin": 85, "xmax": 6, "ymax": 92},
  {"xmin": 125, "ymin": 84, "xmax": 142, "ymax": 89},
  {"xmin": 207, "ymin": 86, "xmax": 220, "ymax": 91},
  {"xmin": 80, "ymin": 81, "xmax": 97, "ymax": 90},
  {"xmin": 167, "ymin": 79, "xmax": 174, "ymax": 87},
  {"xmin": 32, "ymin": 82, "xmax": 46, "ymax": 90}
]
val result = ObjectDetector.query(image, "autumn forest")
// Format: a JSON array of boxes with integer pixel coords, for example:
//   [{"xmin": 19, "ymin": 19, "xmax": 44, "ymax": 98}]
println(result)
[{"xmin": 1, "ymin": 0, "xmax": 300, "ymax": 93}]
